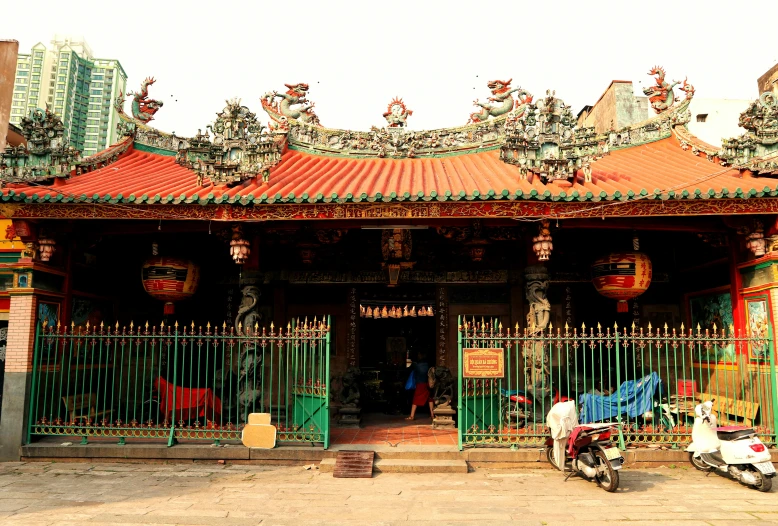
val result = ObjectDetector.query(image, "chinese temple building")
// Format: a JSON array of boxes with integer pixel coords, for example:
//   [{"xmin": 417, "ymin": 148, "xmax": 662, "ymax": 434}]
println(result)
[{"xmin": 0, "ymin": 68, "xmax": 777, "ymax": 462}]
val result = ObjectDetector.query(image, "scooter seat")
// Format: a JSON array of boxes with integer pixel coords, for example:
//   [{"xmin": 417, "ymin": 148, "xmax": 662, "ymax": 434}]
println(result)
[{"xmin": 716, "ymin": 427, "xmax": 755, "ymax": 440}]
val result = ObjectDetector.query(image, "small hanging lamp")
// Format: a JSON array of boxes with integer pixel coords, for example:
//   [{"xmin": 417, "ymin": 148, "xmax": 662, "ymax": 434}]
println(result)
[{"xmin": 229, "ymin": 224, "xmax": 250, "ymax": 264}]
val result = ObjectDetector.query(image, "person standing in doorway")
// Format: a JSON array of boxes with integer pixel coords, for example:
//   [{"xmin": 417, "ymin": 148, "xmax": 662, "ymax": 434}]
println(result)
[{"xmin": 406, "ymin": 352, "xmax": 434, "ymax": 421}]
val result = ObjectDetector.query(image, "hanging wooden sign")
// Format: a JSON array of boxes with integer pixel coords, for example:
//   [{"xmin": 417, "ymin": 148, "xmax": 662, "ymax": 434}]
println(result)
[{"xmin": 462, "ymin": 348, "xmax": 504, "ymax": 378}]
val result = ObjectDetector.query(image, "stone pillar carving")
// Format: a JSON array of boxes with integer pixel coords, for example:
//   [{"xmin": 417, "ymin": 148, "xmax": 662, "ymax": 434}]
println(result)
[{"xmin": 524, "ymin": 266, "xmax": 550, "ymax": 392}]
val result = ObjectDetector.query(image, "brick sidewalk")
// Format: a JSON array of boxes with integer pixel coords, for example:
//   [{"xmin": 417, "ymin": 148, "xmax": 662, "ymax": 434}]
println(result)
[{"xmin": 0, "ymin": 461, "xmax": 776, "ymax": 525}]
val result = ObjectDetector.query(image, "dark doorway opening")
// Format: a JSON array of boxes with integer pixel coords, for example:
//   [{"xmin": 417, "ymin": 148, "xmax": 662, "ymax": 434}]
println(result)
[{"xmin": 358, "ymin": 309, "xmax": 436, "ymax": 418}]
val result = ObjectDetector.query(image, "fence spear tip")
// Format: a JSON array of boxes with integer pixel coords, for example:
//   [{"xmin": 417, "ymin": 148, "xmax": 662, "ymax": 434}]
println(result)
[
  {"xmin": 161, "ymin": 320, "xmax": 165, "ymax": 328},
  {"xmin": 613, "ymin": 321, "xmax": 618, "ymax": 329},
  {"xmin": 712, "ymin": 322, "xmax": 717, "ymax": 331},
  {"xmin": 206, "ymin": 322, "xmax": 211, "ymax": 330},
  {"xmin": 596, "ymin": 322, "xmax": 601, "ymax": 330},
  {"xmin": 174, "ymin": 321, "xmax": 179, "ymax": 328}
]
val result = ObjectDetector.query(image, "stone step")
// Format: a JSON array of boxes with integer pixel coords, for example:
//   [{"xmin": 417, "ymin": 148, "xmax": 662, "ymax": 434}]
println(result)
[{"xmin": 320, "ymin": 458, "xmax": 468, "ymax": 474}]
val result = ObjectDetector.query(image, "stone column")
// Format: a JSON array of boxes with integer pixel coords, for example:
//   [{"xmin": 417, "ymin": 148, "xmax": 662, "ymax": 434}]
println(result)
[{"xmin": 0, "ymin": 290, "xmax": 38, "ymax": 461}]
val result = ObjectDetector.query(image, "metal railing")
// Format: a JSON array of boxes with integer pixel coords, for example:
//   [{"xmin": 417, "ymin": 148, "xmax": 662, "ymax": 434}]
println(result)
[
  {"xmin": 27, "ymin": 318, "xmax": 331, "ymax": 448},
  {"xmin": 457, "ymin": 317, "xmax": 778, "ymax": 449}
]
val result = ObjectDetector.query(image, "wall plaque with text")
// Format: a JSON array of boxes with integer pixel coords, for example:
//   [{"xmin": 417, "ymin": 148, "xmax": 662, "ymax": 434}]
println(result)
[{"xmin": 463, "ymin": 348, "xmax": 504, "ymax": 378}]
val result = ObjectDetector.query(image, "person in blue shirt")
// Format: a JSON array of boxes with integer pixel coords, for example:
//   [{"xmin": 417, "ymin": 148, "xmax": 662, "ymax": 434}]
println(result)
[{"xmin": 406, "ymin": 352, "xmax": 434, "ymax": 421}]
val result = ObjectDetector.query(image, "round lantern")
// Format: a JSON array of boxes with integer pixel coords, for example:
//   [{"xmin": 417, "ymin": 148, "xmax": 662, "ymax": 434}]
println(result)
[
  {"xmin": 591, "ymin": 252, "xmax": 652, "ymax": 312},
  {"xmin": 141, "ymin": 257, "xmax": 200, "ymax": 315}
]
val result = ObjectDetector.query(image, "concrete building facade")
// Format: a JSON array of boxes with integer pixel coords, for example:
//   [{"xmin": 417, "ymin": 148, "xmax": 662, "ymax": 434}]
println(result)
[
  {"xmin": 0, "ymin": 40, "xmax": 19, "ymax": 153},
  {"xmin": 10, "ymin": 35, "xmax": 127, "ymax": 157}
]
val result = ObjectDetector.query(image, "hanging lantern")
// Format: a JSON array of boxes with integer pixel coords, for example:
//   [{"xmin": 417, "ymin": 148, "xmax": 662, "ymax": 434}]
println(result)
[
  {"xmin": 746, "ymin": 230, "xmax": 765, "ymax": 257},
  {"xmin": 592, "ymin": 252, "xmax": 652, "ymax": 313},
  {"xmin": 142, "ymin": 256, "xmax": 200, "ymax": 315},
  {"xmin": 38, "ymin": 238, "xmax": 56, "ymax": 262},
  {"xmin": 532, "ymin": 220, "xmax": 553, "ymax": 261},
  {"xmin": 229, "ymin": 224, "xmax": 250, "ymax": 264}
]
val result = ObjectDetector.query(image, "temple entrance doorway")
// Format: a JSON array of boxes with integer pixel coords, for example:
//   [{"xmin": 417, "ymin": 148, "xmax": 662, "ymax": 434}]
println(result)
[{"xmin": 358, "ymin": 305, "xmax": 436, "ymax": 418}]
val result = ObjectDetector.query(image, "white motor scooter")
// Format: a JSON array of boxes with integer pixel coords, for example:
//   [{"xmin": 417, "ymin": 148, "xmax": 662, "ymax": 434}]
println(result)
[{"xmin": 687, "ymin": 401, "xmax": 775, "ymax": 492}]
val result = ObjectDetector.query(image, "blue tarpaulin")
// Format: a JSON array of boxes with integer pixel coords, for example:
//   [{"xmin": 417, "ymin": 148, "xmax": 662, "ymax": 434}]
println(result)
[{"xmin": 578, "ymin": 372, "xmax": 660, "ymax": 423}]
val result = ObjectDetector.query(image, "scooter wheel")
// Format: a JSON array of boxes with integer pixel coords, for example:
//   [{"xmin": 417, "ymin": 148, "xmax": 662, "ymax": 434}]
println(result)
[
  {"xmin": 751, "ymin": 469, "xmax": 773, "ymax": 493},
  {"xmin": 594, "ymin": 450, "xmax": 619, "ymax": 492},
  {"xmin": 688, "ymin": 452, "xmax": 713, "ymax": 472},
  {"xmin": 545, "ymin": 446, "xmax": 558, "ymax": 469}
]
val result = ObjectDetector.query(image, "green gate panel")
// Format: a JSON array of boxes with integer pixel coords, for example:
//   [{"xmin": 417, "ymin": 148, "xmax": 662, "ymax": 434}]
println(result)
[
  {"xmin": 461, "ymin": 394, "xmax": 501, "ymax": 433},
  {"xmin": 292, "ymin": 393, "xmax": 327, "ymax": 435}
]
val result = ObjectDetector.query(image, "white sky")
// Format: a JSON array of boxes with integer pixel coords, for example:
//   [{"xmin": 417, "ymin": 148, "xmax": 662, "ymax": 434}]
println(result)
[{"xmin": 3, "ymin": 0, "xmax": 778, "ymax": 136}]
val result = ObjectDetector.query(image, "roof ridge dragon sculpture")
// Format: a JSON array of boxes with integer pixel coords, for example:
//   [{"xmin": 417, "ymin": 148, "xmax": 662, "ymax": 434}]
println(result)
[
  {"xmin": 644, "ymin": 66, "xmax": 682, "ymax": 114},
  {"xmin": 469, "ymin": 79, "xmax": 533, "ymax": 123},
  {"xmin": 126, "ymin": 77, "xmax": 164, "ymax": 123},
  {"xmin": 262, "ymin": 83, "xmax": 320, "ymax": 126}
]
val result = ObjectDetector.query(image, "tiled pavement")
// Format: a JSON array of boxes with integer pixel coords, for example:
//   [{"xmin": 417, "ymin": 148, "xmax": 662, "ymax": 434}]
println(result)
[
  {"xmin": 330, "ymin": 415, "xmax": 457, "ymax": 446},
  {"xmin": 0, "ymin": 460, "xmax": 776, "ymax": 525}
]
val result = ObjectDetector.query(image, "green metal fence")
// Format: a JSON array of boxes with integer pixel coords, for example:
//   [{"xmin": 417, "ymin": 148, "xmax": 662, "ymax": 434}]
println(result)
[
  {"xmin": 457, "ymin": 317, "xmax": 778, "ymax": 449},
  {"xmin": 27, "ymin": 317, "xmax": 331, "ymax": 448}
]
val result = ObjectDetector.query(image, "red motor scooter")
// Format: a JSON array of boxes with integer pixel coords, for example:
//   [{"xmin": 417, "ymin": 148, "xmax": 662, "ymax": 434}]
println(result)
[
  {"xmin": 545, "ymin": 422, "xmax": 624, "ymax": 492},
  {"xmin": 502, "ymin": 387, "xmax": 572, "ymax": 428}
]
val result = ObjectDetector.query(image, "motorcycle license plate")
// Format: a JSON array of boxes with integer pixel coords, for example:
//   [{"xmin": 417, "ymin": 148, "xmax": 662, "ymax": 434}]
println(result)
[
  {"xmin": 753, "ymin": 461, "xmax": 776, "ymax": 474},
  {"xmin": 603, "ymin": 447, "xmax": 622, "ymax": 461}
]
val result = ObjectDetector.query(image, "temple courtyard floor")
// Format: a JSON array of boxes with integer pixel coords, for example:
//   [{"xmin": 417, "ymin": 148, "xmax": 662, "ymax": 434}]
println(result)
[{"xmin": 0, "ymin": 460, "xmax": 776, "ymax": 525}]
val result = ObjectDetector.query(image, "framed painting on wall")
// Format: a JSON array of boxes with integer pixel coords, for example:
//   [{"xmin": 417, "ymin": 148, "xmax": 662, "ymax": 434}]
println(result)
[
  {"xmin": 744, "ymin": 295, "xmax": 772, "ymax": 360},
  {"xmin": 37, "ymin": 301, "xmax": 60, "ymax": 330},
  {"xmin": 71, "ymin": 296, "xmax": 114, "ymax": 330},
  {"xmin": 685, "ymin": 286, "xmax": 735, "ymax": 364}
]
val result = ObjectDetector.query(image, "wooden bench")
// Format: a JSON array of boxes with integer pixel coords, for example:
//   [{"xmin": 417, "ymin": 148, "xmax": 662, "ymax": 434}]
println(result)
[
  {"xmin": 62, "ymin": 394, "xmax": 112, "ymax": 424},
  {"xmin": 679, "ymin": 392, "xmax": 759, "ymax": 426}
]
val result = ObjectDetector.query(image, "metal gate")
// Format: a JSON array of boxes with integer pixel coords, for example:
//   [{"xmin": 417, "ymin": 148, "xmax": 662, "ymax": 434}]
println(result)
[
  {"xmin": 27, "ymin": 317, "xmax": 331, "ymax": 448},
  {"xmin": 457, "ymin": 317, "xmax": 778, "ymax": 449}
]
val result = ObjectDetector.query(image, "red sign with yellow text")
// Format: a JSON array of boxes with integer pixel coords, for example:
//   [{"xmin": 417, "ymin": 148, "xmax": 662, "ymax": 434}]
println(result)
[{"xmin": 463, "ymin": 348, "xmax": 504, "ymax": 378}]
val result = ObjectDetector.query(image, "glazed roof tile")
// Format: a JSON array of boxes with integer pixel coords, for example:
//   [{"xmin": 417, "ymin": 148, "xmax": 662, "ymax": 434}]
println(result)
[{"xmin": 2, "ymin": 135, "xmax": 773, "ymax": 205}]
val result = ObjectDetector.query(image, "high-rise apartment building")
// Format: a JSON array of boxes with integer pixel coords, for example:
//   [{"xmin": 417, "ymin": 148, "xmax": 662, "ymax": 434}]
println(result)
[{"xmin": 10, "ymin": 35, "xmax": 127, "ymax": 157}]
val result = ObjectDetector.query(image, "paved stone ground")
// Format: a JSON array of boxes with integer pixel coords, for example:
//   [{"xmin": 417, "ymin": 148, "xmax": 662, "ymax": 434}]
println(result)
[{"xmin": 0, "ymin": 461, "xmax": 776, "ymax": 525}]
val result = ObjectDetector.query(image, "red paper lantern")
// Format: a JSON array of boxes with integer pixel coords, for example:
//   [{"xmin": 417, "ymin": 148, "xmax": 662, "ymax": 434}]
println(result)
[
  {"xmin": 141, "ymin": 257, "xmax": 200, "ymax": 315},
  {"xmin": 591, "ymin": 252, "xmax": 652, "ymax": 312}
]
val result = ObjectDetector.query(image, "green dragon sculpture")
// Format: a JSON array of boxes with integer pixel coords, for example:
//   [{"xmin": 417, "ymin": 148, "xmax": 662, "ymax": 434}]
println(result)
[
  {"xmin": 643, "ymin": 66, "xmax": 679, "ymax": 114},
  {"xmin": 269, "ymin": 83, "xmax": 320, "ymax": 125},
  {"xmin": 469, "ymin": 79, "xmax": 532, "ymax": 123},
  {"xmin": 127, "ymin": 77, "xmax": 163, "ymax": 123}
]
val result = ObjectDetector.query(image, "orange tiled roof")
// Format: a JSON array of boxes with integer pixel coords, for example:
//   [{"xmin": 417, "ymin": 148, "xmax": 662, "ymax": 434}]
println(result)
[{"xmin": 2, "ymin": 135, "xmax": 773, "ymax": 205}]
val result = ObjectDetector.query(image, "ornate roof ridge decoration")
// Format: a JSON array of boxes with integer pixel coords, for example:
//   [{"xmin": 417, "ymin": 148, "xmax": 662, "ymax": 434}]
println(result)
[
  {"xmin": 261, "ymin": 80, "xmax": 534, "ymax": 159},
  {"xmin": 499, "ymin": 67, "xmax": 695, "ymax": 183},
  {"xmin": 673, "ymin": 125, "xmax": 721, "ymax": 161},
  {"xmin": 500, "ymin": 89, "xmax": 607, "ymax": 182},
  {"xmin": 176, "ymin": 98, "xmax": 285, "ymax": 186},
  {"xmin": 607, "ymin": 68, "xmax": 694, "ymax": 150},
  {"xmin": 0, "ymin": 105, "xmax": 80, "ymax": 186},
  {"xmin": 116, "ymin": 113, "xmax": 191, "ymax": 153},
  {"xmin": 719, "ymin": 84, "xmax": 778, "ymax": 175},
  {"xmin": 114, "ymin": 77, "xmax": 192, "ymax": 154},
  {"xmin": 383, "ymin": 97, "xmax": 412, "ymax": 128},
  {"xmin": 73, "ymin": 135, "xmax": 134, "ymax": 175}
]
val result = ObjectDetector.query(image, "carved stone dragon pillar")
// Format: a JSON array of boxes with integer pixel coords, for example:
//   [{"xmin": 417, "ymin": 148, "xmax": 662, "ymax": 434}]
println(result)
[{"xmin": 524, "ymin": 266, "xmax": 551, "ymax": 393}]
